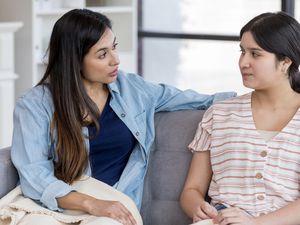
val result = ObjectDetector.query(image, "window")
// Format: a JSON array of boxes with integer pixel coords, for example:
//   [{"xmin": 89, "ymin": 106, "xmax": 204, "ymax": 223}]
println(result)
[
  {"xmin": 143, "ymin": 38, "xmax": 246, "ymax": 94},
  {"xmin": 139, "ymin": 0, "xmax": 293, "ymax": 95},
  {"xmin": 296, "ymin": 0, "xmax": 300, "ymax": 21}
]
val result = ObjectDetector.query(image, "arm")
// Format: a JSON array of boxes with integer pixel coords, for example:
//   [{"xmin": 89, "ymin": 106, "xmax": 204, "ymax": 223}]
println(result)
[
  {"xmin": 57, "ymin": 192, "xmax": 136, "ymax": 225},
  {"xmin": 180, "ymin": 106, "xmax": 218, "ymax": 222},
  {"xmin": 215, "ymin": 200, "xmax": 300, "ymax": 225},
  {"xmin": 11, "ymin": 89, "xmax": 74, "ymax": 211},
  {"xmin": 255, "ymin": 200, "xmax": 300, "ymax": 225},
  {"xmin": 153, "ymin": 84, "xmax": 236, "ymax": 112},
  {"xmin": 122, "ymin": 72, "xmax": 236, "ymax": 112},
  {"xmin": 180, "ymin": 151, "xmax": 217, "ymax": 222}
]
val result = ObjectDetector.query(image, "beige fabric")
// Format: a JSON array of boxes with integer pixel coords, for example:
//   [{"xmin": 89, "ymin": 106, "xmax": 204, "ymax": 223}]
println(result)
[
  {"xmin": 18, "ymin": 214, "xmax": 70, "ymax": 225},
  {"xmin": 190, "ymin": 219, "xmax": 217, "ymax": 225},
  {"xmin": 18, "ymin": 214, "xmax": 122, "ymax": 225},
  {"xmin": 0, "ymin": 176, "xmax": 142, "ymax": 225}
]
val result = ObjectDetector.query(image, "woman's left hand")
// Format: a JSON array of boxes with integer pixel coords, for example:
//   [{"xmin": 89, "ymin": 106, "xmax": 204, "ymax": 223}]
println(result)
[{"xmin": 213, "ymin": 207, "xmax": 260, "ymax": 225}]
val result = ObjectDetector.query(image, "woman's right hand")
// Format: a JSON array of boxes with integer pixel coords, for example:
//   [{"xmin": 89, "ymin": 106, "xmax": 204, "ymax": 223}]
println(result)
[
  {"xmin": 84, "ymin": 198, "xmax": 137, "ymax": 225},
  {"xmin": 192, "ymin": 201, "xmax": 218, "ymax": 223}
]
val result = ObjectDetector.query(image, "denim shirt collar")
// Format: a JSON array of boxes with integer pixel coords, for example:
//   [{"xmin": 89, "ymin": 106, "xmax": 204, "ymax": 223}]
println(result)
[{"xmin": 108, "ymin": 80, "xmax": 120, "ymax": 94}]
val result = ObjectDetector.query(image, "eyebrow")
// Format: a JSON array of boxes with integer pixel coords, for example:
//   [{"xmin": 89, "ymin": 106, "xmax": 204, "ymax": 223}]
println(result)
[
  {"xmin": 96, "ymin": 37, "xmax": 117, "ymax": 53},
  {"xmin": 239, "ymin": 44, "xmax": 263, "ymax": 51}
]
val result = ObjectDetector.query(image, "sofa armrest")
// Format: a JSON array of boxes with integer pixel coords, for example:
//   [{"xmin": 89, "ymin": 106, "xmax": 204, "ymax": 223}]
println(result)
[{"xmin": 0, "ymin": 147, "xmax": 18, "ymax": 198}]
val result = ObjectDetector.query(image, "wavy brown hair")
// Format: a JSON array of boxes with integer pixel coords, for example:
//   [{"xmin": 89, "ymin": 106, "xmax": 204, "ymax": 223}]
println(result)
[{"xmin": 38, "ymin": 9, "xmax": 112, "ymax": 184}]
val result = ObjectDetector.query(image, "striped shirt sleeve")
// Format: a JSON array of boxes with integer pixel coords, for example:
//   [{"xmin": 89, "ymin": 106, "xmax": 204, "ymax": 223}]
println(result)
[{"xmin": 188, "ymin": 106, "xmax": 213, "ymax": 152}]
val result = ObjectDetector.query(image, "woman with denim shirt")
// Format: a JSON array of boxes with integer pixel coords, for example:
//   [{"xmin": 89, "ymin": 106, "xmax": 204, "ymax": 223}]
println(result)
[{"xmin": 9, "ymin": 9, "xmax": 234, "ymax": 225}]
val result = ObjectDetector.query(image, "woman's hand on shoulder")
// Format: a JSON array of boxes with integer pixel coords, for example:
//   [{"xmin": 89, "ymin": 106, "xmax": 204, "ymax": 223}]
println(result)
[
  {"xmin": 83, "ymin": 198, "xmax": 137, "ymax": 225},
  {"xmin": 193, "ymin": 201, "xmax": 218, "ymax": 223}
]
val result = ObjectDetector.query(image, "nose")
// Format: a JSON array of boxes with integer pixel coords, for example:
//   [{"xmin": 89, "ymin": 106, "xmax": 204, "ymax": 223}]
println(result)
[
  {"xmin": 110, "ymin": 51, "xmax": 120, "ymax": 66},
  {"xmin": 239, "ymin": 53, "xmax": 250, "ymax": 69}
]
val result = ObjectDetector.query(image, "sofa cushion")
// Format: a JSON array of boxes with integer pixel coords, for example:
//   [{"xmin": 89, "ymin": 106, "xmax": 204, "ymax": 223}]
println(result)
[
  {"xmin": 0, "ymin": 147, "xmax": 18, "ymax": 198},
  {"xmin": 141, "ymin": 110, "xmax": 205, "ymax": 225}
]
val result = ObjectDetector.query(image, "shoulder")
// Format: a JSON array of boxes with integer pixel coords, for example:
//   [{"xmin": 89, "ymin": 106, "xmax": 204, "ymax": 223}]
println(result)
[
  {"xmin": 117, "ymin": 70, "xmax": 143, "ymax": 81},
  {"xmin": 110, "ymin": 70, "xmax": 159, "ymax": 96},
  {"xmin": 211, "ymin": 92, "xmax": 251, "ymax": 109},
  {"xmin": 20, "ymin": 84, "xmax": 50, "ymax": 98},
  {"xmin": 204, "ymin": 92, "xmax": 252, "ymax": 117},
  {"xmin": 15, "ymin": 85, "xmax": 53, "ymax": 113},
  {"xmin": 114, "ymin": 70, "xmax": 151, "ymax": 88}
]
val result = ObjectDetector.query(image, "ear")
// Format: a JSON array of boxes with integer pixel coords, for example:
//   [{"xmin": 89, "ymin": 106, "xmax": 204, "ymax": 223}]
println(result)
[
  {"xmin": 283, "ymin": 57, "xmax": 292, "ymax": 66},
  {"xmin": 281, "ymin": 57, "xmax": 292, "ymax": 73}
]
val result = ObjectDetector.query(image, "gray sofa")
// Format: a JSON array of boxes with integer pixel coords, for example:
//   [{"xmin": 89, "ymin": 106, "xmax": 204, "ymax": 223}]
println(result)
[{"xmin": 0, "ymin": 109, "xmax": 205, "ymax": 225}]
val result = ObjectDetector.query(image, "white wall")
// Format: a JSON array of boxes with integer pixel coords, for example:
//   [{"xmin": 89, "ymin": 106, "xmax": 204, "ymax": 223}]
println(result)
[{"xmin": 0, "ymin": 0, "xmax": 34, "ymax": 100}]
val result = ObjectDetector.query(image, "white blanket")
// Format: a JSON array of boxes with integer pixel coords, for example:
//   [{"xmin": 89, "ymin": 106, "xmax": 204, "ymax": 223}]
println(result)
[
  {"xmin": 0, "ymin": 176, "xmax": 143, "ymax": 225},
  {"xmin": 190, "ymin": 219, "xmax": 217, "ymax": 225}
]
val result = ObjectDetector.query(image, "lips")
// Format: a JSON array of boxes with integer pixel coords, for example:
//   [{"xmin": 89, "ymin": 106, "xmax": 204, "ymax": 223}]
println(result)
[
  {"xmin": 241, "ymin": 72, "xmax": 253, "ymax": 76},
  {"xmin": 109, "ymin": 68, "xmax": 118, "ymax": 76}
]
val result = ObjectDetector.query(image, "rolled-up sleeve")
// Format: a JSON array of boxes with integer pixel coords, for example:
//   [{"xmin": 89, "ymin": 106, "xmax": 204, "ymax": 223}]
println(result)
[{"xmin": 11, "ymin": 89, "xmax": 74, "ymax": 211}]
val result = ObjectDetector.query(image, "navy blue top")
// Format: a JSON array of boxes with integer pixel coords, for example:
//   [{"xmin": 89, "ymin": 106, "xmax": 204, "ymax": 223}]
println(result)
[{"xmin": 88, "ymin": 94, "xmax": 136, "ymax": 186}]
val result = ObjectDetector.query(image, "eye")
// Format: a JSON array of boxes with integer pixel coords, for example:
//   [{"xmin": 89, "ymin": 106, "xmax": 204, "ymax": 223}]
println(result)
[
  {"xmin": 239, "ymin": 49, "xmax": 245, "ymax": 55},
  {"xmin": 112, "ymin": 43, "xmax": 118, "ymax": 50},
  {"xmin": 99, "ymin": 51, "xmax": 107, "ymax": 59},
  {"xmin": 252, "ymin": 52, "xmax": 259, "ymax": 57}
]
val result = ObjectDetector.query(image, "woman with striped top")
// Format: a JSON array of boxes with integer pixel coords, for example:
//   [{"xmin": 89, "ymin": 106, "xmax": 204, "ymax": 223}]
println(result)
[{"xmin": 180, "ymin": 12, "xmax": 300, "ymax": 225}]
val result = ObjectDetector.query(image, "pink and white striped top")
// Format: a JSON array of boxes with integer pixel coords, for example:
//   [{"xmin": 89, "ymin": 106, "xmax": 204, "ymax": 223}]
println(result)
[{"xmin": 189, "ymin": 92, "xmax": 300, "ymax": 216}]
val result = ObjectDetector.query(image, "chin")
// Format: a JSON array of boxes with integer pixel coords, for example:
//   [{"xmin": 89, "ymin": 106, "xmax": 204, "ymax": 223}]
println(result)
[
  {"xmin": 243, "ymin": 81, "xmax": 255, "ymax": 89},
  {"xmin": 107, "ymin": 76, "xmax": 118, "ymax": 83}
]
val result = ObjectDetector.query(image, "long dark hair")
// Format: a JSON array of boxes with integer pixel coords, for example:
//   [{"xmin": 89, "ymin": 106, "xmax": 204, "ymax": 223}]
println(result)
[
  {"xmin": 38, "ymin": 9, "xmax": 112, "ymax": 183},
  {"xmin": 240, "ymin": 12, "xmax": 300, "ymax": 93}
]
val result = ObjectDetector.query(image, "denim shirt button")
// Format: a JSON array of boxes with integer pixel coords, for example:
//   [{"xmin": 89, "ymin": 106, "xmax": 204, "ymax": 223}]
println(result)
[
  {"xmin": 121, "ymin": 113, "xmax": 126, "ymax": 117},
  {"xmin": 135, "ymin": 132, "xmax": 140, "ymax": 136}
]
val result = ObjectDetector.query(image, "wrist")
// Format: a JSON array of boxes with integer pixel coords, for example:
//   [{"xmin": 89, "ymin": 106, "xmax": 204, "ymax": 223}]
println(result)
[
  {"xmin": 82, "ymin": 197, "xmax": 95, "ymax": 214},
  {"xmin": 192, "ymin": 199, "xmax": 205, "ymax": 212}
]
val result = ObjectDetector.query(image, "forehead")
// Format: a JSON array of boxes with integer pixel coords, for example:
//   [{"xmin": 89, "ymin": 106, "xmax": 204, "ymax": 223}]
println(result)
[
  {"xmin": 91, "ymin": 28, "xmax": 115, "ymax": 50},
  {"xmin": 240, "ymin": 32, "xmax": 260, "ymax": 47}
]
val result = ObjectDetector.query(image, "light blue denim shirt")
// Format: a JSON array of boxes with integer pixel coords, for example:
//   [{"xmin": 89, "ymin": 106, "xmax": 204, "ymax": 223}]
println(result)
[{"xmin": 11, "ymin": 71, "xmax": 235, "ymax": 211}]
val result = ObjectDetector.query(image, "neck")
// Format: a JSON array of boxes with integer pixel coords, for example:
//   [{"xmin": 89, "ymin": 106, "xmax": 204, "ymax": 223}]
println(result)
[
  {"xmin": 253, "ymin": 85, "xmax": 300, "ymax": 109},
  {"xmin": 84, "ymin": 81, "xmax": 108, "ymax": 99}
]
